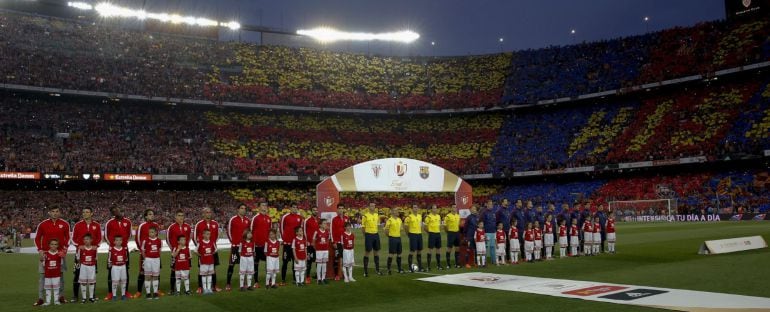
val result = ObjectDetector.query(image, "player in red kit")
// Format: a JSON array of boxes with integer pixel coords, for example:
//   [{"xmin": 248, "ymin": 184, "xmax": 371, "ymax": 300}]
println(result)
[
  {"xmin": 194, "ymin": 228, "xmax": 217, "ymax": 295},
  {"xmin": 509, "ymin": 219, "xmax": 521, "ymax": 264},
  {"xmin": 41, "ymin": 239, "xmax": 63, "ymax": 306},
  {"xmin": 76, "ymin": 234, "xmax": 98, "ymax": 303},
  {"xmin": 108, "ymin": 236, "xmax": 129, "ymax": 301},
  {"xmin": 71, "ymin": 207, "xmax": 100, "ymax": 303},
  {"xmin": 474, "ymin": 221, "xmax": 487, "ymax": 267},
  {"xmin": 292, "ymin": 227, "xmax": 308, "ymax": 287},
  {"xmin": 544, "ymin": 215, "xmax": 555, "ymax": 260},
  {"xmin": 313, "ymin": 219, "xmax": 331, "ymax": 284},
  {"xmin": 172, "ymin": 236, "xmax": 192, "ymax": 295},
  {"xmin": 524, "ymin": 222, "xmax": 535, "ymax": 262},
  {"xmin": 140, "ymin": 227, "xmax": 162, "ymax": 299},
  {"xmin": 166, "ymin": 210, "xmax": 192, "ymax": 295},
  {"xmin": 280, "ymin": 203, "xmax": 303, "ymax": 285},
  {"xmin": 330, "ymin": 204, "xmax": 349, "ymax": 280},
  {"xmin": 303, "ymin": 207, "xmax": 320, "ymax": 285},
  {"xmin": 134, "ymin": 209, "xmax": 158, "ymax": 298},
  {"xmin": 558, "ymin": 219, "xmax": 568, "ymax": 258},
  {"xmin": 583, "ymin": 218, "xmax": 594, "ymax": 256},
  {"xmin": 226, "ymin": 204, "xmax": 251, "ymax": 291},
  {"xmin": 34, "ymin": 205, "xmax": 70, "ymax": 306},
  {"xmin": 251, "ymin": 202, "xmax": 271, "ymax": 288},
  {"xmin": 264, "ymin": 230, "xmax": 281, "ymax": 289},
  {"xmin": 606, "ymin": 214, "xmax": 617, "ymax": 254},
  {"xmin": 494, "ymin": 222, "xmax": 506, "ymax": 265},
  {"xmin": 104, "ymin": 206, "xmax": 131, "ymax": 301},
  {"xmin": 533, "ymin": 221, "xmax": 543, "ymax": 261},
  {"xmin": 341, "ymin": 223, "xmax": 356, "ymax": 283},
  {"xmin": 194, "ymin": 207, "xmax": 220, "ymax": 293},
  {"xmin": 239, "ymin": 230, "xmax": 256, "ymax": 291},
  {"xmin": 593, "ymin": 216, "xmax": 602, "ymax": 255},
  {"xmin": 569, "ymin": 218, "xmax": 580, "ymax": 257}
]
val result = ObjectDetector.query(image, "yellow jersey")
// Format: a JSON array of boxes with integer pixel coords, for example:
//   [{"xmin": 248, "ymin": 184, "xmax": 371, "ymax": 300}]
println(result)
[
  {"xmin": 384, "ymin": 217, "xmax": 403, "ymax": 237},
  {"xmin": 445, "ymin": 213, "xmax": 460, "ymax": 232},
  {"xmin": 425, "ymin": 213, "xmax": 442, "ymax": 233},
  {"xmin": 405, "ymin": 213, "xmax": 422, "ymax": 234},
  {"xmin": 362, "ymin": 211, "xmax": 379, "ymax": 234}
]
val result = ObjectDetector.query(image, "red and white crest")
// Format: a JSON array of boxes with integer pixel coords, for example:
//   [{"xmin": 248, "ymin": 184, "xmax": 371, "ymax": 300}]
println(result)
[
  {"xmin": 461, "ymin": 196, "xmax": 469, "ymax": 205},
  {"xmin": 743, "ymin": 0, "xmax": 752, "ymax": 8},
  {"xmin": 324, "ymin": 196, "xmax": 334, "ymax": 207},
  {"xmin": 395, "ymin": 161, "xmax": 407, "ymax": 177}
]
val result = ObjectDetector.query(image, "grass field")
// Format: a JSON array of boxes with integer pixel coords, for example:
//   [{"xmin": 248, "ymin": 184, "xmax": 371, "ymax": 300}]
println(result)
[{"xmin": 2, "ymin": 222, "xmax": 769, "ymax": 312}]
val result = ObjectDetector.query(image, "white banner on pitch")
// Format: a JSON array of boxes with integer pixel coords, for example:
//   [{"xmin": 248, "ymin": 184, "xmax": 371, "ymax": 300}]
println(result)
[
  {"xmin": 699, "ymin": 235, "xmax": 768, "ymax": 255},
  {"xmin": 418, "ymin": 273, "xmax": 770, "ymax": 311},
  {"xmin": 351, "ymin": 158, "xmax": 447, "ymax": 192}
]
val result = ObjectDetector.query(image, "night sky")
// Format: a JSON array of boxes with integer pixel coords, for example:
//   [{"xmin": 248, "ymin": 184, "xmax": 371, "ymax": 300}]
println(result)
[{"xmin": 130, "ymin": 0, "xmax": 726, "ymax": 56}]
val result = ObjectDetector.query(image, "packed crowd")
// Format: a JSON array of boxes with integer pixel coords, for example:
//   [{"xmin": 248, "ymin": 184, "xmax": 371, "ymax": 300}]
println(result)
[
  {"xmin": 492, "ymin": 79, "xmax": 770, "ymax": 173},
  {"xmin": 2, "ymin": 11, "xmax": 768, "ymax": 110}
]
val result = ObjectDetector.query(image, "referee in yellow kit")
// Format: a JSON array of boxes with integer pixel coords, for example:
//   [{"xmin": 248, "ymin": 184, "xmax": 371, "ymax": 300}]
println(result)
[
  {"xmin": 385, "ymin": 208, "xmax": 404, "ymax": 274},
  {"xmin": 405, "ymin": 204, "xmax": 424, "ymax": 272},
  {"xmin": 444, "ymin": 204, "xmax": 462, "ymax": 269},
  {"xmin": 362, "ymin": 202, "xmax": 383, "ymax": 277},
  {"xmin": 425, "ymin": 204, "xmax": 443, "ymax": 271}
]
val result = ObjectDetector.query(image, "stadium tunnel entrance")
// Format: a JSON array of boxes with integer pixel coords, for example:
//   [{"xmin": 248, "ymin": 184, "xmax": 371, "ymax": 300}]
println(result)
[{"xmin": 316, "ymin": 158, "xmax": 473, "ymax": 218}]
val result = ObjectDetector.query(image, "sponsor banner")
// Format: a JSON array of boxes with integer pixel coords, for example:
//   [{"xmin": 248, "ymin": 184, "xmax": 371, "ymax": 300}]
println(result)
[
  {"xmin": 104, "ymin": 173, "xmax": 152, "ymax": 181},
  {"xmin": 542, "ymin": 169, "xmax": 566, "ymax": 175},
  {"xmin": 618, "ymin": 161, "xmax": 652, "ymax": 169},
  {"xmin": 678, "ymin": 156, "xmax": 708, "ymax": 164},
  {"xmin": 652, "ymin": 159, "xmax": 681, "ymax": 166},
  {"xmin": 725, "ymin": 0, "xmax": 768, "ymax": 19},
  {"xmin": 152, "ymin": 174, "xmax": 188, "ymax": 181},
  {"xmin": 513, "ymin": 170, "xmax": 543, "ymax": 177},
  {"xmin": 346, "ymin": 158, "xmax": 451, "ymax": 192},
  {"xmin": 622, "ymin": 214, "xmax": 722, "ymax": 222},
  {"xmin": 719, "ymin": 213, "xmax": 770, "ymax": 221},
  {"xmin": 189, "ymin": 174, "xmax": 212, "ymax": 181},
  {"xmin": 0, "ymin": 171, "xmax": 40, "ymax": 180},
  {"xmin": 698, "ymin": 235, "xmax": 768, "ymax": 255},
  {"xmin": 564, "ymin": 166, "xmax": 594, "ymax": 173},
  {"xmin": 419, "ymin": 273, "xmax": 770, "ymax": 311}
]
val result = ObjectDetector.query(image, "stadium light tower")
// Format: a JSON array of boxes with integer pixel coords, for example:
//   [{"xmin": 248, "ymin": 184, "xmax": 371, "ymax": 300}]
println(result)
[
  {"xmin": 498, "ymin": 37, "xmax": 504, "ymax": 52},
  {"xmin": 570, "ymin": 29, "xmax": 576, "ymax": 44},
  {"xmin": 644, "ymin": 16, "xmax": 650, "ymax": 32},
  {"xmin": 431, "ymin": 41, "xmax": 436, "ymax": 57}
]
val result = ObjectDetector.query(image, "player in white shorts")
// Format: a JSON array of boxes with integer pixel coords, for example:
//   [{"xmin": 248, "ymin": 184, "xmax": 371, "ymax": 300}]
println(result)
[
  {"xmin": 557, "ymin": 219, "xmax": 568, "ymax": 258},
  {"xmin": 341, "ymin": 223, "xmax": 357, "ymax": 282},
  {"xmin": 265, "ymin": 230, "xmax": 281, "ymax": 289},
  {"xmin": 508, "ymin": 220, "xmax": 521, "ymax": 264},
  {"xmin": 569, "ymin": 218, "xmax": 580, "ymax": 256},
  {"xmin": 543, "ymin": 215, "xmax": 555, "ymax": 260},
  {"xmin": 582, "ymin": 218, "xmax": 593, "ymax": 256}
]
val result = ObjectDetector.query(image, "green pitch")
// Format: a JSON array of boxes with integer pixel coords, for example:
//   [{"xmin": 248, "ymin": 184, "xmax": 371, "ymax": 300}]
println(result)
[{"xmin": 2, "ymin": 222, "xmax": 769, "ymax": 312}]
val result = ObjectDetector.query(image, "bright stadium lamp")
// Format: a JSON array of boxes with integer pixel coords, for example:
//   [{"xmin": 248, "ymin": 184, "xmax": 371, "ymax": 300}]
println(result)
[
  {"xmin": 297, "ymin": 27, "xmax": 420, "ymax": 43},
  {"xmin": 67, "ymin": 2, "xmax": 93, "ymax": 10}
]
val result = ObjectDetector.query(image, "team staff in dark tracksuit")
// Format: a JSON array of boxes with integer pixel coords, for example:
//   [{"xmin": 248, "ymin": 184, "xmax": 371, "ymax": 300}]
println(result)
[
  {"xmin": 596, "ymin": 205, "xmax": 608, "ymax": 253},
  {"xmin": 463, "ymin": 206, "xmax": 479, "ymax": 266},
  {"xmin": 496, "ymin": 199, "xmax": 512, "ymax": 261},
  {"xmin": 480, "ymin": 200, "xmax": 498, "ymax": 261}
]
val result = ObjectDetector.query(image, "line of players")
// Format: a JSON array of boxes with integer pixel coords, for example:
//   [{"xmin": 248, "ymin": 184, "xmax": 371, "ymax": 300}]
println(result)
[{"xmin": 33, "ymin": 202, "xmax": 359, "ymax": 306}]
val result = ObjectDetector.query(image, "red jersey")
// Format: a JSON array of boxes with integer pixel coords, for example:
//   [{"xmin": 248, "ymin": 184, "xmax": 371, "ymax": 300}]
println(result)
[
  {"xmin": 227, "ymin": 215, "xmax": 251, "ymax": 247},
  {"xmin": 109, "ymin": 247, "xmax": 128, "ymax": 266},
  {"xmin": 251, "ymin": 213, "xmax": 272, "ymax": 246},
  {"xmin": 583, "ymin": 221, "xmax": 593, "ymax": 233},
  {"xmin": 303, "ymin": 216, "xmax": 319, "ymax": 245},
  {"xmin": 280, "ymin": 213, "xmax": 303, "ymax": 245},
  {"xmin": 331, "ymin": 215, "xmax": 350, "ymax": 242},
  {"xmin": 495, "ymin": 229, "xmax": 506, "ymax": 244},
  {"xmin": 313, "ymin": 229, "xmax": 330, "ymax": 250},
  {"xmin": 534, "ymin": 228, "xmax": 542, "ymax": 240},
  {"xmin": 194, "ymin": 219, "xmax": 219, "ymax": 246},
  {"xmin": 71, "ymin": 220, "xmax": 102, "ymax": 248},
  {"xmin": 508, "ymin": 228, "xmax": 519, "ymax": 240},
  {"xmin": 141, "ymin": 237, "xmax": 162, "ymax": 259},
  {"xmin": 265, "ymin": 240, "xmax": 280, "ymax": 257},
  {"xmin": 474, "ymin": 229, "xmax": 486, "ymax": 243},
  {"xmin": 570, "ymin": 224, "xmax": 580, "ymax": 237},
  {"xmin": 544, "ymin": 222, "xmax": 553, "ymax": 234},
  {"xmin": 174, "ymin": 248, "xmax": 191, "ymax": 270},
  {"xmin": 43, "ymin": 251, "xmax": 63, "ymax": 278},
  {"xmin": 240, "ymin": 240, "xmax": 256, "ymax": 257},
  {"xmin": 341, "ymin": 232, "xmax": 355, "ymax": 250},
  {"xmin": 559, "ymin": 225, "xmax": 567, "ymax": 237},
  {"xmin": 77, "ymin": 246, "xmax": 98, "ymax": 266},
  {"xmin": 166, "ymin": 222, "xmax": 192, "ymax": 251},
  {"xmin": 292, "ymin": 237, "xmax": 308, "ymax": 261},
  {"xmin": 35, "ymin": 218, "xmax": 70, "ymax": 252},
  {"xmin": 524, "ymin": 229, "xmax": 534, "ymax": 242},
  {"xmin": 197, "ymin": 240, "xmax": 217, "ymax": 265},
  {"xmin": 135, "ymin": 221, "xmax": 159, "ymax": 249},
  {"xmin": 105, "ymin": 217, "xmax": 132, "ymax": 248},
  {"xmin": 606, "ymin": 219, "xmax": 616, "ymax": 233},
  {"xmin": 593, "ymin": 222, "xmax": 601, "ymax": 233}
]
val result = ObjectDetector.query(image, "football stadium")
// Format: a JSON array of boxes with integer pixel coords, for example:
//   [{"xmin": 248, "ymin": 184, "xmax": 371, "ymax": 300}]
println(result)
[{"xmin": 1, "ymin": 0, "xmax": 769, "ymax": 311}]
